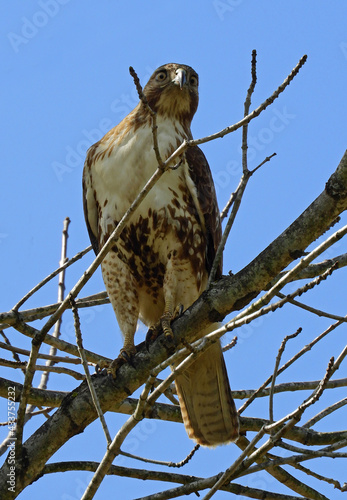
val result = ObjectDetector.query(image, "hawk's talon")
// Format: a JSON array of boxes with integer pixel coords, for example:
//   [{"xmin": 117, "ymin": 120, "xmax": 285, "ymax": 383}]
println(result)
[
  {"xmin": 95, "ymin": 364, "xmax": 108, "ymax": 375},
  {"xmin": 120, "ymin": 348, "xmax": 136, "ymax": 367},
  {"xmin": 107, "ymin": 356, "xmax": 126, "ymax": 379},
  {"xmin": 145, "ymin": 323, "xmax": 162, "ymax": 350},
  {"xmin": 107, "ymin": 346, "xmax": 136, "ymax": 378}
]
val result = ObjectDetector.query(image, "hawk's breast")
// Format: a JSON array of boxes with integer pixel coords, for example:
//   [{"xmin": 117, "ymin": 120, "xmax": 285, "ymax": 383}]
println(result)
[{"xmin": 85, "ymin": 114, "xmax": 208, "ymax": 319}]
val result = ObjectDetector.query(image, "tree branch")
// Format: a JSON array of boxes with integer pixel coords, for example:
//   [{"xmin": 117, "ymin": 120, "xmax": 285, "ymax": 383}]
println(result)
[{"xmin": 41, "ymin": 461, "xmax": 306, "ymax": 500}]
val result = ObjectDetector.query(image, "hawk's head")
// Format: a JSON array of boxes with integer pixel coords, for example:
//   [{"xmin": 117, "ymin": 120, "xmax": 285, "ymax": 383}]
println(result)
[{"xmin": 143, "ymin": 63, "xmax": 199, "ymax": 124}]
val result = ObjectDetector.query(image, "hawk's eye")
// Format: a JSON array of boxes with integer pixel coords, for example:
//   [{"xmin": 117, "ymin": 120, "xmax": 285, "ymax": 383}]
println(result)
[
  {"xmin": 190, "ymin": 75, "xmax": 198, "ymax": 86},
  {"xmin": 155, "ymin": 70, "xmax": 167, "ymax": 82}
]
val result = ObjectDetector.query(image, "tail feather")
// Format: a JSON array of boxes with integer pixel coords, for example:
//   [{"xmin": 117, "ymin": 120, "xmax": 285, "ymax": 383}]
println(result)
[{"xmin": 174, "ymin": 340, "xmax": 239, "ymax": 447}]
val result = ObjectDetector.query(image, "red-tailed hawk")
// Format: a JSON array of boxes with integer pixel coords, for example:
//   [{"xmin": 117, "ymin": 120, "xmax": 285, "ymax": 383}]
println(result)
[{"xmin": 83, "ymin": 63, "xmax": 239, "ymax": 446}]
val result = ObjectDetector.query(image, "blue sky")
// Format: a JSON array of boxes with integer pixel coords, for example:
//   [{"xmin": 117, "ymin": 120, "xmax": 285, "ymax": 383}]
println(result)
[{"xmin": 1, "ymin": 2, "xmax": 347, "ymax": 499}]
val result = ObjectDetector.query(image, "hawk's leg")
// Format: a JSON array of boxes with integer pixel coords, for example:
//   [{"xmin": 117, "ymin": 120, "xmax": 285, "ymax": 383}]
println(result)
[
  {"xmin": 101, "ymin": 253, "xmax": 139, "ymax": 377},
  {"xmin": 160, "ymin": 256, "xmax": 177, "ymax": 341},
  {"xmin": 161, "ymin": 297, "xmax": 175, "ymax": 340},
  {"xmin": 145, "ymin": 255, "xmax": 185, "ymax": 349},
  {"xmin": 161, "ymin": 300, "xmax": 184, "ymax": 340},
  {"xmin": 145, "ymin": 303, "xmax": 183, "ymax": 350},
  {"xmin": 160, "ymin": 256, "xmax": 185, "ymax": 342}
]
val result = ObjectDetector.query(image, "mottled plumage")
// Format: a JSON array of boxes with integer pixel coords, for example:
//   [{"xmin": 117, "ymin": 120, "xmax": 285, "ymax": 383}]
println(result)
[{"xmin": 83, "ymin": 63, "xmax": 239, "ymax": 446}]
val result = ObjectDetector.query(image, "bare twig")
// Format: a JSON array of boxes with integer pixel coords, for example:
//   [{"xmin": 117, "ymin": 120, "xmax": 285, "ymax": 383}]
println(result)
[
  {"xmin": 27, "ymin": 218, "xmax": 71, "ymax": 421},
  {"xmin": 303, "ymin": 397, "xmax": 347, "ymax": 429},
  {"xmin": 276, "ymin": 292, "xmax": 347, "ymax": 321},
  {"xmin": 129, "ymin": 66, "xmax": 164, "ymax": 168},
  {"xmin": 250, "ymin": 152, "xmax": 277, "ymax": 175},
  {"xmin": 235, "ymin": 378, "xmax": 347, "ymax": 400},
  {"xmin": 327, "ymin": 342, "xmax": 347, "ymax": 380},
  {"xmin": 151, "ymin": 378, "xmax": 179, "ymax": 405},
  {"xmin": 0, "ymin": 358, "xmax": 84, "ymax": 380},
  {"xmin": 224, "ymin": 361, "xmax": 336, "ymax": 500},
  {"xmin": 242, "ymin": 49, "xmax": 257, "ymax": 174},
  {"xmin": 277, "ymin": 440, "xmax": 347, "ymax": 459},
  {"xmin": 11, "ymin": 244, "xmax": 91, "ymax": 312},
  {"xmin": 0, "ymin": 341, "xmax": 81, "ymax": 364},
  {"xmin": 291, "ymin": 462, "xmax": 347, "ymax": 493},
  {"xmin": 265, "ymin": 357, "xmax": 335, "ymax": 434},
  {"xmin": 205, "ymin": 261, "xmax": 339, "ymax": 364},
  {"xmin": 208, "ymin": 172, "xmax": 250, "ymax": 284},
  {"xmin": 269, "ymin": 328, "xmax": 302, "ymax": 423},
  {"xmin": 120, "ymin": 444, "xmax": 200, "ymax": 469},
  {"xmin": 220, "ymin": 152, "xmax": 276, "ymax": 222},
  {"xmin": 0, "ymin": 292, "xmax": 109, "ymax": 330},
  {"xmin": 240, "ymin": 448, "xmax": 347, "ymax": 486},
  {"xmin": 236, "ymin": 435, "xmax": 331, "ymax": 500},
  {"xmin": 202, "ymin": 428, "xmax": 267, "ymax": 500},
  {"xmin": 25, "ymin": 407, "xmax": 54, "ymax": 418},
  {"xmin": 221, "ymin": 335, "xmax": 237, "ymax": 353},
  {"xmin": 209, "ymin": 154, "xmax": 277, "ymax": 284},
  {"xmin": 238, "ymin": 314, "xmax": 346, "ymax": 415},
  {"xmin": 42, "ymin": 461, "xmax": 306, "ymax": 500},
  {"xmin": 0, "ymin": 331, "xmax": 26, "ymax": 375},
  {"xmin": 235, "ymin": 226, "xmax": 347, "ymax": 322},
  {"xmin": 209, "ymin": 51, "xmax": 260, "ymax": 283},
  {"xmin": 70, "ymin": 298, "xmax": 111, "ymax": 445},
  {"xmin": 11, "ymin": 318, "xmax": 111, "ymax": 366},
  {"xmin": 267, "ymin": 252, "xmax": 347, "ymax": 289},
  {"xmin": 192, "ymin": 54, "xmax": 308, "ymax": 148}
]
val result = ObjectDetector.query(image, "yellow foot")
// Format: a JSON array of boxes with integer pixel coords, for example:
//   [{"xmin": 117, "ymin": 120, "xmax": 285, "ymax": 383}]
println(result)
[
  {"xmin": 161, "ymin": 312, "xmax": 174, "ymax": 341},
  {"xmin": 164, "ymin": 304, "xmax": 183, "ymax": 338},
  {"xmin": 161, "ymin": 303, "xmax": 184, "ymax": 341},
  {"xmin": 145, "ymin": 304, "xmax": 184, "ymax": 350}
]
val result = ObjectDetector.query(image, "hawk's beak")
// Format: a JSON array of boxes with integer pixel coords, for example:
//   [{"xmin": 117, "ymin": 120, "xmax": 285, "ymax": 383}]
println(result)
[{"xmin": 173, "ymin": 68, "xmax": 187, "ymax": 90}]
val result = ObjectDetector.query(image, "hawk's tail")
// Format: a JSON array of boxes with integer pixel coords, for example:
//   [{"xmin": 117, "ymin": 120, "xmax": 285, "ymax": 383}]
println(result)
[{"xmin": 174, "ymin": 336, "xmax": 239, "ymax": 447}]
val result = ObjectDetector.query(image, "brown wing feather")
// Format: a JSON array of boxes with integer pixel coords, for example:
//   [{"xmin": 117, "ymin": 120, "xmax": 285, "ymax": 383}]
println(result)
[
  {"xmin": 82, "ymin": 145, "xmax": 100, "ymax": 255},
  {"xmin": 185, "ymin": 145, "xmax": 222, "ymax": 278}
]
